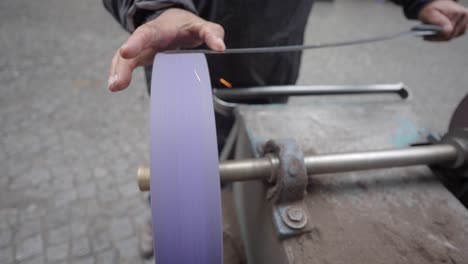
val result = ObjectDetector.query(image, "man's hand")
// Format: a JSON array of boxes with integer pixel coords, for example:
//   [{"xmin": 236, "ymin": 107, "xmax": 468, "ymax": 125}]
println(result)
[
  {"xmin": 419, "ymin": 0, "xmax": 468, "ymax": 41},
  {"xmin": 108, "ymin": 8, "xmax": 225, "ymax": 92}
]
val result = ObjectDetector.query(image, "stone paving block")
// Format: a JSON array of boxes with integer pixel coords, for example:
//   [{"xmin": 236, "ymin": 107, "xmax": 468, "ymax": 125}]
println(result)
[
  {"xmin": 8, "ymin": 174, "xmax": 32, "ymax": 191},
  {"xmin": 9, "ymin": 168, "xmax": 51, "ymax": 191},
  {"xmin": 70, "ymin": 200, "xmax": 99, "ymax": 220},
  {"xmin": 18, "ymin": 255, "xmax": 45, "ymax": 264},
  {"xmin": 77, "ymin": 183, "xmax": 97, "ymax": 200},
  {"xmin": 93, "ymin": 167, "xmax": 109, "ymax": 180},
  {"xmin": 118, "ymin": 182, "xmax": 139, "ymax": 199},
  {"xmin": 19, "ymin": 204, "xmax": 46, "ymax": 223},
  {"xmin": 0, "ymin": 228, "xmax": 13, "ymax": 248},
  {"xmin": 72, "ymin": 166, "xmax": 93, "ymax": 186},
  {"xmin": 0, "ymin": 208, "xmax": 18, "ymax": 229},
  {"xmin": 54, "ymin": 190, "xmax": 78, "ymax": 208},
  {"xmin": 5, "ymin": 161, "xmax": 29, "ymax": 182},
  {"xmin": 45, "ymin": 207, "xmax": 70, "ymax": 230},
  {"xmin": 0, "ymin": 246, "xmax": 13, "ymax": 264},
  {"xmin": 15, "ymin": 234, "xmax": 43, "ymax": 261},
  {"xmin": 88, "ymin": 217, "xmax": 108, "ymax": 235},
  {"xmin": 71, "ymin": 237, "xmax": 91, "ymax": 258},
  {"xmin": 50, "ymin": 174, "xmax": 75, "ymax": 193},
  {"xmin": 47, "ymin": 225, "xmax": 70, "ymax": 245},
  {"xmin": 97, "ymin": 189, "xmax": 120, "ymax": 205},
  {"xmin": 74, "ymin": 256, "xmax": 96, "ymax": 264},
  {"xmin": 90, "ymin": 232, "xmax": 112, "ymax": 253},
  {"xmin": 115, "ymin": 237, "xmax": 139, "ymax": 262},
  {"xmin": 46, "ymin": 242, "xmax": 68, "ymax": 262},
  {"xmin": 96, "ymin": 248, "xmax": 118, "ymax": 264},
  {"xmin": 110, "ymin": 218, "xmax": 133, "ymax": 241},
  {"xmin": 14, "ymin": 220, "xmax": 41, "ymax": 242},
  {"xmin": 71, "ymin": 221, "xmax": 89, "ymax": 239}
]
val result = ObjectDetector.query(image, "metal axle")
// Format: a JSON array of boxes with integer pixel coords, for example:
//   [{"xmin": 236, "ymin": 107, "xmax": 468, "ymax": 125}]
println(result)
[{"xmin": 138, "ymin": 144, "xmax": 459, "ymax": 191}]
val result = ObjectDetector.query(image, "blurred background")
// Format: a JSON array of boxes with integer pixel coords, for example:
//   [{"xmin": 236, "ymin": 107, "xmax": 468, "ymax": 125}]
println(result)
[{"xmin": 0, "ymin": 0, "xmax": 467, "ymax": 263}]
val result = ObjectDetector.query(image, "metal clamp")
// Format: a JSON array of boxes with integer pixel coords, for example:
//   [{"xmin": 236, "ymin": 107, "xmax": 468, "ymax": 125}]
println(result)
[{"xmin": 260, "ymin": 139, "xmax": 312, "ymax": 239}]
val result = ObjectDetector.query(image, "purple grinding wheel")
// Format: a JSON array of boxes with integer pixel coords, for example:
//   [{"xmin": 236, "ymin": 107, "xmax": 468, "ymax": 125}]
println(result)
[
  {"xmin": 450, "ymin": 94, "xmax": 468, "ymax": 130},
  {"xmin": 150, "ymin": 53, "xmax": 223, "ymax": 263}
]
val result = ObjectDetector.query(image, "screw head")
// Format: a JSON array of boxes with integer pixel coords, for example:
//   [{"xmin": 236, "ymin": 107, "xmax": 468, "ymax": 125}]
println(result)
[
  {"xmin": 281, "ymin": 206, "xmax": 307, "ymax": 230},
  {"xmin": 287, "ymin": 207, "xmax": 304, "ymax": 222}
]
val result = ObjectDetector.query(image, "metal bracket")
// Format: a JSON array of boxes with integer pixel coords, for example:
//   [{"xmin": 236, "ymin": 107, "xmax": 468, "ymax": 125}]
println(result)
[{"xmin": 260, "ymin": 139, "xmax": 312, "ymax": 239}]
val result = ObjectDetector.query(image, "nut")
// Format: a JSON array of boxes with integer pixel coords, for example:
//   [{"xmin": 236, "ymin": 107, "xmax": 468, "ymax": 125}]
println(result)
[{"xmin": 281, "ymin": 206, "xmax": 308, "ymax": 230}]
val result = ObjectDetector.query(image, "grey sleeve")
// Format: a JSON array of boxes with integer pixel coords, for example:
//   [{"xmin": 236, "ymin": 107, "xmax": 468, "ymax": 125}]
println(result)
[
  {"xmin": 102, "ymin": 0, "xmax": 197, "ymax": 32},
  {"xmin": 390, "ymin": 0, "xmax": 435, "ymax": 19}
]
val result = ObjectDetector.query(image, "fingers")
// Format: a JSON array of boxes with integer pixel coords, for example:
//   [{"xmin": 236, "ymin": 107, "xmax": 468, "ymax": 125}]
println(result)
[
  {"xmin": 418, "ymin": 0, "xmax": 468, "ymax": 41},
  {"xmin": 452, "ymin": 13, "xmax": 467, "ymax": 38},
  {"xmin": 194, "ymin": 22, "xmax": 226, "ymax": 51},
  {"xmin": 120, "ymin": 24, "xmax": 161, "ymax": 59},
  {"xmin": 422, "ymin": 9, "xmax": 454, "ymax": 41},
  {"xmin": 108, "ymin": 49, "xmax": 138, "ymax": 92}
]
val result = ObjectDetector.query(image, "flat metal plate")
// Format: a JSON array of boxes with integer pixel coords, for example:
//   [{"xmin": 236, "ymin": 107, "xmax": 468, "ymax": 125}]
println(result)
[{"xmin": 234, "ymin": 96, "xmax": 468, "ymax": 263}]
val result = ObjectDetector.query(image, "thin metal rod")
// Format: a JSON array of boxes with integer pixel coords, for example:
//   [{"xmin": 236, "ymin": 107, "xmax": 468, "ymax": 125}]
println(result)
[
  {"xmin": 165, "ymin": 25, "xmax": 440, "ymax": 55},
  {"xmin": 305, "ymin": 144, "xmax": 458, "ymax": 174},
  {"xmin": 213, "ymin": 83, "xmax": 409, "ymax": 100},
  {"xmin": 166, "ymin": 30, "xmax": 416, "ymax": 54}
]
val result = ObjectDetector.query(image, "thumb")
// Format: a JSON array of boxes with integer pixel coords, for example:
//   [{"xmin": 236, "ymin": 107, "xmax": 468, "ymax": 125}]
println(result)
[
  {"xmin": 197, "ymin": 22, "xmax": 226, "ymax": 51},
  {"xmin": 421, "ymin": 9, "xmax": 454, "ymax": 39}
]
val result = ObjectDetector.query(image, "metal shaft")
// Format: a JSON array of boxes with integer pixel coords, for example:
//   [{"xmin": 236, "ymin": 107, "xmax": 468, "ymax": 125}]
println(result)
[
  {"xmin": 219, "ymin": 155, "xmax": 279, "ymax": 182},
  {"xmin": 138, "ymin": 144, "xmax": 458, "ymax": 191},
  {"xmin": 305, "ymin": 144, "xmax": 458, "ymax": 174}
]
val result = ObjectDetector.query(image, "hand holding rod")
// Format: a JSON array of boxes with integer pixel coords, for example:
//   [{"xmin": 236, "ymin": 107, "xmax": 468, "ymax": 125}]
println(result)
[{"xmin": 166, "ymin": 24, "xmax": 443, "ymax": 55}]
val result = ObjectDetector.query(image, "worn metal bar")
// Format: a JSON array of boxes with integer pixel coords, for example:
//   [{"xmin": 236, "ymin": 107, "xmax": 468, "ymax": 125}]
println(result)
[
  {"xmin": 305, "ymin": 144, "xmax": 458, "ymax": 174},
  {"xmin": 138, "ymin": 144, "xmax": 459, "ymax": 191},
  {"xmin": 213, "ymin": 83, "xmax": 409, "ymax": 100},
  {"xmin": 219, "ymin": 155, "xmax": 280, "ymax": 182}
]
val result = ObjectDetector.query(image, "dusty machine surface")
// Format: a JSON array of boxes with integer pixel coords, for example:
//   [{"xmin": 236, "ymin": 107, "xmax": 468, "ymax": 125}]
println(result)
[
  {"xmin": 139, "ymin": 89, "xmax": 468, "ymax": 264},
  {"xmin": 230, "ymin": 95, "xmax": 468, "ymax": 263}
]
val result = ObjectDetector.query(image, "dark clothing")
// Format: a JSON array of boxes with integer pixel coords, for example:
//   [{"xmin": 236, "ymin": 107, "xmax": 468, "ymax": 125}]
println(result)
[
  {"xmin": 103, "ymin": 0, "xmax": 434, "ymax": 88},
  {"xmin": 103, "ymin": 0, "xmax": 435, "ymax": 151}
]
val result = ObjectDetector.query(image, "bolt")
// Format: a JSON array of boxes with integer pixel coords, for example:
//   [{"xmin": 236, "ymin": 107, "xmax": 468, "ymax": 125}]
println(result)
[
  {"xmin": 286, "ymin": 207, "xmax": 304, "ymax": 222},
  {"xmin": 281, "ymin": 206, "xmax": 308, "ymax": 230},
  {"xmin": 288, "ymin": 158, "xmax": 304, "ymax": 177}
]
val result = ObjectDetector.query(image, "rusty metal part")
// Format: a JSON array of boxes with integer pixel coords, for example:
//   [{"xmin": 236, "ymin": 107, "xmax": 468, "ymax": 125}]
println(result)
[
  {"xmin": 281, "ymin": 206, "xmax": 308, "ymax": 230},
  {"xmin": 262, "ymin": 139, "xmax": 308, "ymax": 204},
  {"xmin": 261, "ymin": 139, "xmax": 311, "ymax": 238}
]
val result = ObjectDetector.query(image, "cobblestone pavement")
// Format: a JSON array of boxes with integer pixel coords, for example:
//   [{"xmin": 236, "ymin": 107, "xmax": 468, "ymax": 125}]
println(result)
[
  {"xmin": 0, "ymin": 0, "xmax": 152, "ymax": 263},
  {"xmin": 1, "ymin": 0, "xmax": 467, "ymax": 264}
]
